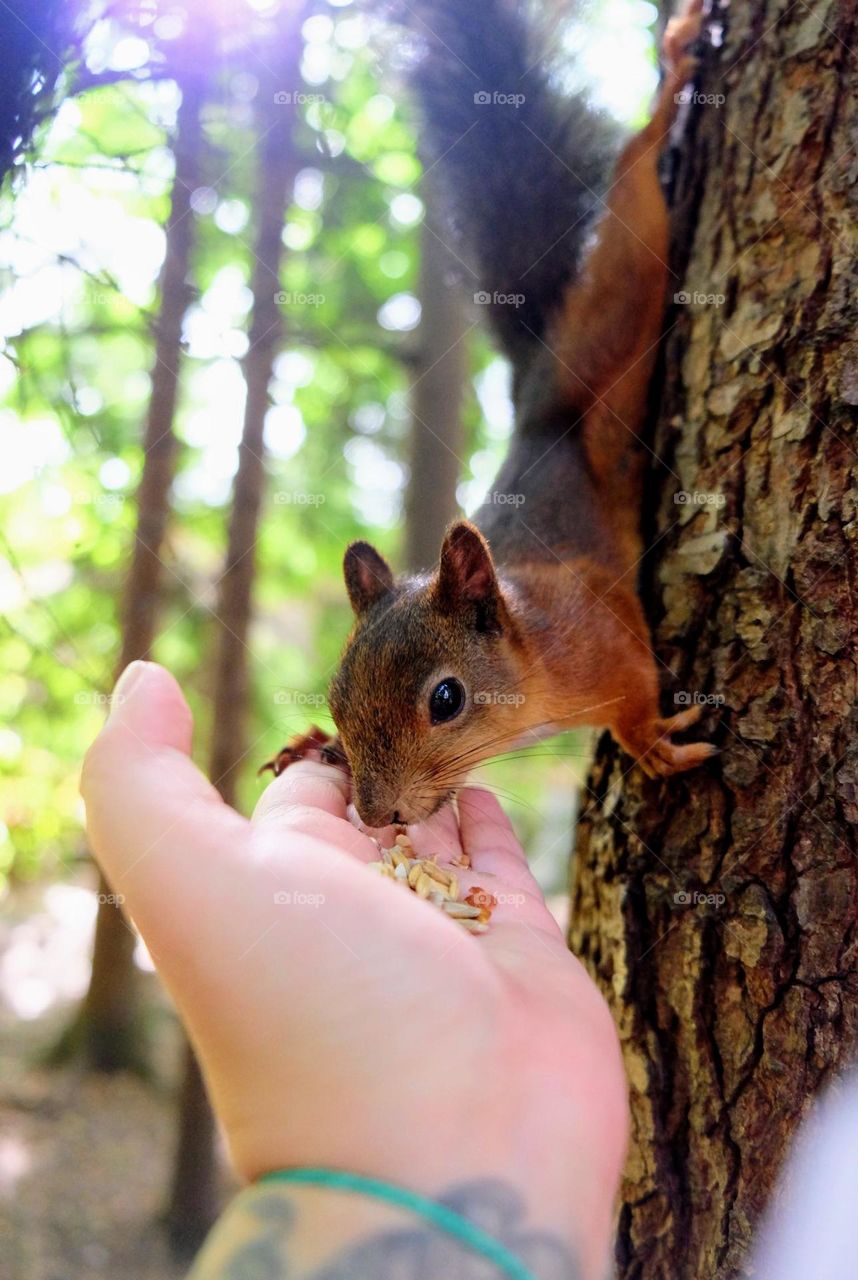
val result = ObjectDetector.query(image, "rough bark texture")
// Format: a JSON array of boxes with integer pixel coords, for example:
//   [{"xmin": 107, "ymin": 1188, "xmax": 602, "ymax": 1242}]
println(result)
[
  {"xmin": 166, "ymin": 19, "xmax": 305, "ymax": 1247},
  {"xmin": 404, "ymin": 180, "xmax": 468, "ymax": 571},
  {"xmin": 570, "ymin": 4, "xmax": 858, "ymax": 1277},
  {"xmin": 80, "ymin": 70, "xmax": 205, "ymax": 1072}
]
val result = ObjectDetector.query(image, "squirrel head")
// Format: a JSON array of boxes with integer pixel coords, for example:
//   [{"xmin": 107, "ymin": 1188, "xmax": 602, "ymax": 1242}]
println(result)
[{"xmin": 328, "ymin": 520, "xmax": 532, "ymax": 828}]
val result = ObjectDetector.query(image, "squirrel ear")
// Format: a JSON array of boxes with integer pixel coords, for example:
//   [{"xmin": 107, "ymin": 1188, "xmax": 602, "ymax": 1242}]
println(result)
[
  {"xmin": 343, "ymin": 541, "xmax": 394, "ymax": 615},
  {"xmin": 435, "ymin": 521, "xmax": 502, "ymax": 630}
]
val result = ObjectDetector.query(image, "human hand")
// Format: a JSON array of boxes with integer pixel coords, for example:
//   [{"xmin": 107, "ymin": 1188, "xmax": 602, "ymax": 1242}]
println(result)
[{"xmin": 81, "ymin": 661, "xmax": 627, "ymax": 1278}]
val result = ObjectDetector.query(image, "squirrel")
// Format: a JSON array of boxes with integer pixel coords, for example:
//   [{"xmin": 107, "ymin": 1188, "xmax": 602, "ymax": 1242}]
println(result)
[{"xmin": 263, "ymin": 0, "xmax": 715, "ymax": 828}]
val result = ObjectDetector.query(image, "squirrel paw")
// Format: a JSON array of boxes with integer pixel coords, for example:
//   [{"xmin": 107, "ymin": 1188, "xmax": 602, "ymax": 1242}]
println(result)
[
  {"xmin": 259, "ymin": 726, "xmax": 349, "ymax": 778},
  {"xmin": 663, "ymin": 0, "xmax": 704, "ymax": 75},
  {"xmin": 621, "ymin": 704, "xmax": 718, "ymax": 779}
]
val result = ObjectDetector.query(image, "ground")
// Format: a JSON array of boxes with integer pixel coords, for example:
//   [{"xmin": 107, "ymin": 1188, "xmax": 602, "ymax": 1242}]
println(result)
[{"xmin": 0, "ymin": 877, "xmax": 232, "ymax": 1280}]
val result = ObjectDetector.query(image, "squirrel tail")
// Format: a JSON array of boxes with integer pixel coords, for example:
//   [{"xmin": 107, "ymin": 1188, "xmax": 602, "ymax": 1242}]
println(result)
[{"xmin": 399, "ymin": 0, "xmax": 619, "ymax": 376}]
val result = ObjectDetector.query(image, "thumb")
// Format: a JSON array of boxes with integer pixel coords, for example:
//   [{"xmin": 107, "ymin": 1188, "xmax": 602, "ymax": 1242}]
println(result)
[
  {"xmin": 105, "ymin": 659, "xmax": 194, "ymax": 752},
  {"xmin": 253, "ymin": 760, "xmax": 351, "ymax": 828},
  {"xmin": 252, "ymin": 761, "xmax": 385, "ymax": 864},
  {"xmin": 82, "ymin": 661, "xmax": 246, "ymax": 901}
]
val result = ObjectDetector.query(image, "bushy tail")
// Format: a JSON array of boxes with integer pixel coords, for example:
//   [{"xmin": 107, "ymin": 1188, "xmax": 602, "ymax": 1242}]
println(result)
[{"xmin": 399, "ymin": 0, "xmax": 619, "ymax": 372}]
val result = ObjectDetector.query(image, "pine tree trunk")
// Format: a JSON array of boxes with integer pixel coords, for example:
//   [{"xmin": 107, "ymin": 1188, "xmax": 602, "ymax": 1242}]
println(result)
[
  {"xmin": 75, "ymin": 70, "xmax": 205, "ymax": 1073},
  {"xmin": 570, "ymin": 4, "xmax": 858, "ymax": 1277},
  {"xmin": 165, "ymin": 20, "xmax": 305, "ymax": 1249},
  {"xmin": 404, "ymin": 180, "xmax": 468, "ymax": 571},
  {"xmin": 166, "ymin": 1041, "xmax": 220, "ymax": 1257}
]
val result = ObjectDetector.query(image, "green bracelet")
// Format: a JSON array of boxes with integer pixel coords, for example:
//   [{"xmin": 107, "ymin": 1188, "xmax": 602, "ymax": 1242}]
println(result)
[{"xmin": 258, "ymin": 1168, "xmax": 538, "ymax": 1280}]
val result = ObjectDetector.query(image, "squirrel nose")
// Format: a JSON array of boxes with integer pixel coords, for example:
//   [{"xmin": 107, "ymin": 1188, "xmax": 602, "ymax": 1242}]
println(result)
[
  {"xmin": 359, "ymin": 808, "xmax": 395, "ymax": 829},
  {"xmin": 353, "ymin": 777, "xmax": 404, "ymax": 829},
  {"xmin": 354, "ymin": 793, "xmax": 396, "ymax": 829}
]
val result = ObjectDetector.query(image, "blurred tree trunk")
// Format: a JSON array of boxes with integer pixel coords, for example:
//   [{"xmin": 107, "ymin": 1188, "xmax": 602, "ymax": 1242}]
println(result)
[
  {"xmin": 74, "ymin": 69, "xmax": 206, "ymax": 1072},
  {"xmin": 570, "ymin": 5, "xmax": 858, "ymax": 1277},
  {"xmin": 403, "ymin": 179, "xmax": 468, "ymax": 570},
  {"xmin": 165, "ymin": 17, "xmax": 305, "ymax": 1251}
]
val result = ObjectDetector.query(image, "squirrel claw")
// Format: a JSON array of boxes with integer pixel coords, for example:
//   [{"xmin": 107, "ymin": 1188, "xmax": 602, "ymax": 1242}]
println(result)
[
  {"xmin": 663, "ymin": 0, "xmax": 704, "ymax": 74},
  {"xmin": 259, "ymin": 726, "xmax": 349, "ymax": 778},
  {"xmin": 620, "ymin": 703, "xmax": 718, "ymax": 779}
]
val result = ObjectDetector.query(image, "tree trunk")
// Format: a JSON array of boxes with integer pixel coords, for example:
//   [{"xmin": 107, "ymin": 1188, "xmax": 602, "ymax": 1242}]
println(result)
[
  {"xmin": 165, "ymin": 19, "xmax": 305, "ymax": 1249},
  {"xmin": 165, "ymin": 1041, "xmax": 220, "ymax": 1257},
  {"xmin": 75, "ymin": 70, "xmax": 205, "ymax": 1073},
  {"xmin": 403, "ymin": 180, "xmax": 468, "ymax": 571},
  {"xmin": 570, "ymin": 5, "xmax": 858, "ymax": 1277}
]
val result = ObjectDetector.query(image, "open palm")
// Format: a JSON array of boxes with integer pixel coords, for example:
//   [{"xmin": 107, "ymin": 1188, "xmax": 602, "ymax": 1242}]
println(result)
[{"xmin": 82, "ymin": 661, "xmax": 628, "ymax": 1278}]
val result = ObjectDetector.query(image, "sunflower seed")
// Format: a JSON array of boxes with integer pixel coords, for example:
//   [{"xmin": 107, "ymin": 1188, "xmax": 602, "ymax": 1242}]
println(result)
[{"xmin": 441, "ymin": 901, "xmax": 482, "ymax": 919}]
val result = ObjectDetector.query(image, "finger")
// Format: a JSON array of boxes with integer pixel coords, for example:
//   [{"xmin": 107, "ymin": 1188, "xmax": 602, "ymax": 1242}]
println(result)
[
  {"xmin": 347, "ymin": 800, "xmax": 464, "ymax": 865},
  {"xmin": 254, "ymin": 763, "xmax": 378, "ymax": 862},
  {"xmin": 456, "ymin": 788, "xmax": 543, "ymax": 891},
  {"xmin": 254, "ymin": 761, "xmax": 350, "ymax": 823},
  {"xmin": 81, "ymin": 662, "xmax": 249, "ymax": 941},
  {"xmin": 408, "ymin": 802, "xmax": 464, "ymax": 864}
]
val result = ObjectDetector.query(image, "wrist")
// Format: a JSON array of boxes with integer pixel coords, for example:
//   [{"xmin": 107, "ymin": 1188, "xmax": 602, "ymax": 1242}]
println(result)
[{"xmin": 188, "ymin": 1175, "xmax": 587, "ymax": 1280}]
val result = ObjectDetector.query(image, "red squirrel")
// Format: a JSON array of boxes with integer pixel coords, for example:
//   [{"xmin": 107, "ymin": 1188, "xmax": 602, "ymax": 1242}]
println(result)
[{"xmin": 264, "ymin": 0, "xmax": 714, "ymax": 827}]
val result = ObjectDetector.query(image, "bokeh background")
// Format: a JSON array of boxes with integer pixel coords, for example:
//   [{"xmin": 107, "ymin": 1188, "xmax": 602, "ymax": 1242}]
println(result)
[{"xmin": 0, "ymin": 1, "xmax": 657, "ymax": 1274}]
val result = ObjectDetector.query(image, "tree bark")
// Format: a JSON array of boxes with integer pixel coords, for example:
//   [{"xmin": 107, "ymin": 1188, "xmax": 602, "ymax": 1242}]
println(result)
[
  {"xmin": 570, "ymin": 4, "xmax": 858, "ymax": 1277},
  {"xmin": 165, "ymin": 17, "xmax": 305, "ymax": 1248},
  {"xmin": 403, "ymin": 180, "xmax": 468, "ymax": 571},
  {"xmin": 76, "ymin": 69, "xmax": 205, "ymax": 1073}
]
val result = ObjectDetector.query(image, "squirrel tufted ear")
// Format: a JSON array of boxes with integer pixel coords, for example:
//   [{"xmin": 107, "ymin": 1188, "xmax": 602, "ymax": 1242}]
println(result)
[
  {"xmin": 343, "ymin": 541, "xmax": 394, "ymax": 615},
  {"xmin": 434, "ymin": 521, "xmax": 503, "ymax": 630}
]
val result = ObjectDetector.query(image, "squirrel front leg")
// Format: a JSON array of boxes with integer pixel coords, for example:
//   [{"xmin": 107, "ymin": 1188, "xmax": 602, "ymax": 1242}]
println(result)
[
  {"xmin": 614, "ymin": 697, "xmax": 716, "ymax": 779},
  {"xmin": 259, "ymin": 726, "xmax": 349, "ymax": 779},
  {"xmin": 555, "ymin": 561, "xmax": 717, "ymax": 778}
]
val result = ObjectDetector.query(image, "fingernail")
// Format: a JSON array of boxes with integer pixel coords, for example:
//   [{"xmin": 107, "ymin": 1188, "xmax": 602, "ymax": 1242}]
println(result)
[{"xmin": 109, "ymin": 661, "xmax": 150, "ymax": 718}]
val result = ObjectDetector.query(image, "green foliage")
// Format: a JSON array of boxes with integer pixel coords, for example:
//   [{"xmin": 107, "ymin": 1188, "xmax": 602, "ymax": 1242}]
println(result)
[
  {"xmin": 0, "ymin": 0, "xmax": 80, "ymax": 189},
  {"xmin": 0, "ymin": 0, "xmax": 653, "ymax": 894}
]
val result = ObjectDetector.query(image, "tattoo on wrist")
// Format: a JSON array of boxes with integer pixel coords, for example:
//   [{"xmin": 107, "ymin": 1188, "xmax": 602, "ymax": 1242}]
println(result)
[{"xmin": 199, "ymin": 1179, "xmax": 579, "ymax": 1280}]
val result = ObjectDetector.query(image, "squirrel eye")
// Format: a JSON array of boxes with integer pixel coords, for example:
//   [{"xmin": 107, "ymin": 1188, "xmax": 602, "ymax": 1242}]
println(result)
[{"xmin": 429, "ymin": 678, "xmax": 465, "ymax": 724}]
